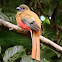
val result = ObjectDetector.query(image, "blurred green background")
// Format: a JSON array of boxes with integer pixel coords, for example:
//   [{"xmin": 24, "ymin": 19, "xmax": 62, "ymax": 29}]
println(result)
[{"xmin": 0, "ymin": 0, "xmax": 62, "ymax": 62}]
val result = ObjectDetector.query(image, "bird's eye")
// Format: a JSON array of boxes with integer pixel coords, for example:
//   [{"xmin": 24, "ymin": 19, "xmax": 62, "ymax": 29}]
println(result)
[{"xmin": 22, "ymin": 7, "xmax": 26, "ymax": 9}]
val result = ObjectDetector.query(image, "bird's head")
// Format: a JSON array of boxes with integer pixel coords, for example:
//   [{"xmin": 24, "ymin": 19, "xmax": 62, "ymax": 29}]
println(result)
[{"xmin": 16, "ymin": 4, "xmax": 30, "ymax": 11}]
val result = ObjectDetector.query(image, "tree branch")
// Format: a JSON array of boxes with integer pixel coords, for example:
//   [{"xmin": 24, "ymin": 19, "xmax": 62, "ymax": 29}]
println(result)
[
  {"xmin": 0, "ymin": 19, "xmax": 30, "ymax": 36},
  {"xmin": 40, "ymin": 36, "xmax": 62, "ymax": 53},
  {"xmin": 0, "ymin": 19, "xmax": 62, "ymax": 54}
]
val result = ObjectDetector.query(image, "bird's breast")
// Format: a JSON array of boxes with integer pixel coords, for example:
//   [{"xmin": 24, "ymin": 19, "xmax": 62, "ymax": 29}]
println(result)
[{"xmin": 17, "ymin": 18, "xmax": 31, "ymax": 31}]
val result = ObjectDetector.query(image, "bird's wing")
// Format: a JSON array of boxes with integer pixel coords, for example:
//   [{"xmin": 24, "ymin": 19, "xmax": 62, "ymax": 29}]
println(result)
[{"xmin": 21, "ymin": 18, "xmax": 40, "ymax": 31}]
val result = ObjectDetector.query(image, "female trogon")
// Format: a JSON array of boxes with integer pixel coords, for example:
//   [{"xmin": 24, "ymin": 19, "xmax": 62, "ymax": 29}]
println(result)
[{"xmin": 16, "ymin": 4, "xmax": 42, "ymax": 61}]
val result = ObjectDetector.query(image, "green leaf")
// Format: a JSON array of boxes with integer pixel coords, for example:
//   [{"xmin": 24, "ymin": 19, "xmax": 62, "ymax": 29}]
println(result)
[
  {"xmin": 51, "ymin": 55, "xmax": 62, "ymax": 62},
  {"xmin": 4, "ymin": 13, "xmax": 17, "ymax": 24},
  {"xmin": 42, "ymin": 17, "xmax": 56, "ymax": 41},
  {"xmin": 40, "ymin": 46, "xmax": 55, "ymax": 61},
  {"xmin": 40, "ymin": 45, "xmax": 61, "ymax": 62},
  {"xmin": 0, "ymin": 9, "xmax": 9, "ymax": 21},
  {"xmin": 21, "ymin": 55, "xmax": 49, "ymax": 62},
  {"xmin": 42, "ymin": 17, "xmax": 50, "ymax": 32},
  {"xmin": 0, "ymin": 30, "xmax": 32, "ymax": 50},
  {"xmin": 3, "ymin": 45, "xmax": 25, "ymax": 62},
  {"xmin": 21, "ymin": 56, "xmax": 37, "ymax": 62}
]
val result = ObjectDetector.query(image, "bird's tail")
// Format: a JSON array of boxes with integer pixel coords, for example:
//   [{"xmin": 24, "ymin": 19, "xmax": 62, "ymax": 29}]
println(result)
[{"xmin": 31, "ymin": 31, "xmax": 40, "ymax": 61}]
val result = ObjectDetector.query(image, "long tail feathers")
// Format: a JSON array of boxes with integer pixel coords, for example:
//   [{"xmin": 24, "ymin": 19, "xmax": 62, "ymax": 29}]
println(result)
[
  {"xmin": 36, "ymin": 36, "xmax": 40, "ymax": 61},
  {"xmin": 31, "ymin": 31, "xmax": 40, "ymax": 61}
]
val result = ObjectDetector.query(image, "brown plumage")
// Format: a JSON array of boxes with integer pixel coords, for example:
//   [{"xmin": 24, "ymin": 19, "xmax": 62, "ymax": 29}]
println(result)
[{"xmin": 16, "ymin": 4, "xmax": 42, "ymax": 61}]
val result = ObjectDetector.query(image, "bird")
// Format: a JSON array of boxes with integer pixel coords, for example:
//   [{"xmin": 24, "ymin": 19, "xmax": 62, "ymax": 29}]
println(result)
[{"xmin": 16, "ymin": 4, "xmax": 42, "ymax": 61}]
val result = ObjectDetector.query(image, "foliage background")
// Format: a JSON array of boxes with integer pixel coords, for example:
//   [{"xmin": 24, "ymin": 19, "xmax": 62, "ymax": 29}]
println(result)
[{"xmin": 0, "ymin": 0, "xmax": 62, "ymax": 62}]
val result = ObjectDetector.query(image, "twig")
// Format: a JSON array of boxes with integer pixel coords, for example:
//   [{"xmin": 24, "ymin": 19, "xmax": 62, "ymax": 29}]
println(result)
[{"xmin": 0, "ymin": 19, "xmax": 62, "ymax": 54}]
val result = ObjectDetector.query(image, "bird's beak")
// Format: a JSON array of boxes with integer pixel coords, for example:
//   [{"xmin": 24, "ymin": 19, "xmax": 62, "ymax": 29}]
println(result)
[{"xmin": 16, "ymin": 7, "xmax": 22, "ymax": 10}]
